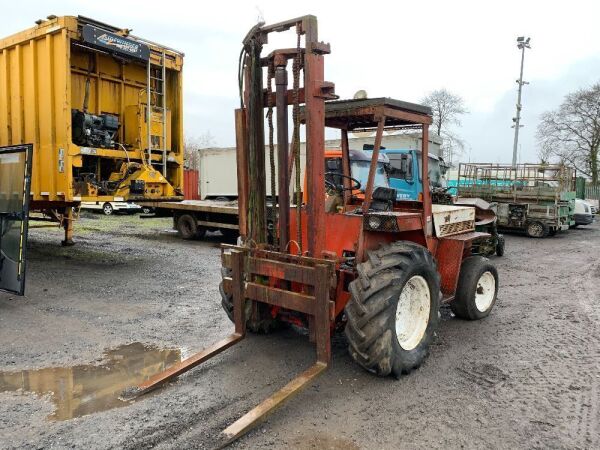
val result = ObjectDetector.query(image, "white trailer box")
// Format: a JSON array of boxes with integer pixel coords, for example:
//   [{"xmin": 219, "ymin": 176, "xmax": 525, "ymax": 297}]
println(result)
[{"xmin": 198, "ymin": 147, "xmax": 306, "ymax": 200}]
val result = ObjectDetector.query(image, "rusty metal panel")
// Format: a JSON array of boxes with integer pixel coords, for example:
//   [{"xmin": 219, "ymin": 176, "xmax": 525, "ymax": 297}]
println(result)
[
  {"xmin": 435, "ymin": 238, "xmax": 465, "ymax": 297},
  {"xmin": 231, "ymin": 250, "xmax": 246, "ymax": 335},
  {"xmin": 245, "ymin": 282, "xmax": 315, "ymax": 315},
  {"xmin": 362, "ymin": 118, "xmax": 386, "ymax": 213},
  {"xmin": 183, "ymin": 169, "xmax": 199, "ymax": 200},
  {"xmin": 304, "ymin": 50, "xmax": 326, "ymax": 257},
  {"xmin": 235, "ymin": 108, "xmax": 249, "ymax": 238},
  {"xmin": 248, "ymin": 257, "xmax": 317, "ymax": 286}
]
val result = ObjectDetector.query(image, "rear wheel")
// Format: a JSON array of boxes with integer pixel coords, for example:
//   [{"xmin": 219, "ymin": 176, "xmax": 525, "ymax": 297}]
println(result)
[
  {"xmin": 526, "ymin": 221, "xmax": 548, "ymax": 238},
  {"xmin": 345, "ymin": 242, "xmax": 440, "ymax": 378},
  {"xmin": 219, "ymin": 267, "xmax": 280, "ymax": 333},
  {"xmin": 176, "ymin": 214, "xmax": 198, "ymax": 240},
  {"xmin": 450, "ymin": 256, "xmax": 498, "ymax": 320}
]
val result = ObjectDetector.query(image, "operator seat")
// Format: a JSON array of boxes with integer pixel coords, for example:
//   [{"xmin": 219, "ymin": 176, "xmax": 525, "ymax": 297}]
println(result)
[{"xmin": 369, "ymin": 186, "xmax": 397, "ymax": 212}]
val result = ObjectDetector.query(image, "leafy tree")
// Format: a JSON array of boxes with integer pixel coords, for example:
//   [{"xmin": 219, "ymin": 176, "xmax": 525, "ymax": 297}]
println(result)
[
  {"xmin": 421, "ymin": 88, "xmax": 468, "ymax": 164},
  {"xmin": 537, "ymin": 82, "xmax": 600, "ymax": 184},
  {"xmin": 184, "ymin": 132, "xmax": 214, "ymax": 170}
]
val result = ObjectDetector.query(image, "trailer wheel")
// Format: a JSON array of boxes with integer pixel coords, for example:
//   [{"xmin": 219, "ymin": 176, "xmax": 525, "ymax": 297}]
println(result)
[
  {"xmin": 176, "ymin": 214, "xmax": 198, "ymax": 240},
  {"xmin": 450, "ymin": 256, "xmax": 498, "ymax": 320},
  {"xmin": 345, "ymin": 241, "xmax": 440, "ymax": 378},
  {"xmin": 495, "ymin": 234, "xmax": 505, "ymax": 256},
  {"xmin": 219, "ymin": 267, "xmax": 280, "ymax": 333},
  {"xmin": 525, "ymin": 221, "xmax": 548, "ymax": 238}
]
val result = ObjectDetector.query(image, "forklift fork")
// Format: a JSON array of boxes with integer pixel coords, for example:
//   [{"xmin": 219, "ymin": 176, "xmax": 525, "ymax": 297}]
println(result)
[{"xmin": 123, "ymin": 248, "xmax": 333, "ymax": 446}]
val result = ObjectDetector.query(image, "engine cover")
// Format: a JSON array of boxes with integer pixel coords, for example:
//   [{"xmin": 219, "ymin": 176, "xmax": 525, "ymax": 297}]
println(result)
[{"xmin": 431, "ymin": 204, "xmax": 476, "ymax": 237}]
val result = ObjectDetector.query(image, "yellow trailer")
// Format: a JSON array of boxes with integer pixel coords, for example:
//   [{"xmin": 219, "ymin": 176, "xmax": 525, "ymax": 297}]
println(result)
[{"xmin": 0, "ymin": 15, "xmax": 184, "ymax": 243}]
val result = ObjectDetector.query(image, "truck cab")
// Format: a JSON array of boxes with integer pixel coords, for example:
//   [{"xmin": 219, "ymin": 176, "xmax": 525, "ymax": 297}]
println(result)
[
  {"xmin": 382, "ymin": 149, "xmax": 447, "ymax": 201},
  {"xmin": 324, "ymin": 149, "xmax": 390, "ymax": 193}
]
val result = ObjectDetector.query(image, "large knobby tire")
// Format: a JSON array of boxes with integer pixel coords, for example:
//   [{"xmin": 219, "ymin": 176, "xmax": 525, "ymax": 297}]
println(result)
[
  {"xmin": 345, "ymin": 242, "xmax": 441, "ymax": 378},
  {"xmin": 526, "ymin": 221, "xmax": 548, "ymax": 238},
  {"xmin": 219, "ymin": 267, "xmax": 280, "ymax": 333},
  {"xmin": 176, "ymin": 214, "xmax": 198, "ymax": 240},
  {"xmin": 450, "ymin": 256, "xmax": 498, "ymax": 320}
]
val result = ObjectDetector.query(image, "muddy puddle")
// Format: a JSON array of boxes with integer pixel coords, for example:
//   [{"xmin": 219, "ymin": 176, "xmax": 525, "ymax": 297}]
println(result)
[{"xmin": 0, "ymin": 342, "xmax": 181, "ymax": 420}]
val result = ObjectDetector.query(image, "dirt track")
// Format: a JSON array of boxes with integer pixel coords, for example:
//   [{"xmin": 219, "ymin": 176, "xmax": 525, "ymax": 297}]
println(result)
[{"xmin": 0, "ymin": 213, "xmax": 598, "ymax": 449}]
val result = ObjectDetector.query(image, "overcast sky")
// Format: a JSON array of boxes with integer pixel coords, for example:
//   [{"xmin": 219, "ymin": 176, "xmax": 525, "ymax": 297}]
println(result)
[{"xmin": 4, "ymin": 0, "xmax": 600, "ymax": 163}]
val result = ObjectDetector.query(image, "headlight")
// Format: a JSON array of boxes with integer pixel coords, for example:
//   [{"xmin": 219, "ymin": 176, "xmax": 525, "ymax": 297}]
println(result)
[{"xmin": 368, "ymin": 216, "xmax": 382, "ymax": 230}]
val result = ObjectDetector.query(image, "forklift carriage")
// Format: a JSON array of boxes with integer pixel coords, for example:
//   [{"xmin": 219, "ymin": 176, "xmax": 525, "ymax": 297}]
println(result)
[{"xmin": 125, "ymin": 16, "xmax": 499, "ymax": 446}]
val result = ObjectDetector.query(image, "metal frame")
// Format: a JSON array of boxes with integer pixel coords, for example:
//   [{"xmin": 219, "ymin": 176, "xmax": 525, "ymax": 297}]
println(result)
[
  {"xmin": 305, "ymin": 97, "xmax": 434, "ymax": 250},
  {"xmin": 0, "ymin": 144, "xmax": 33, "ymax": 295},
  {"xmin": 457, "ymin": 163, "xmax": 576, "ymax": 202}
]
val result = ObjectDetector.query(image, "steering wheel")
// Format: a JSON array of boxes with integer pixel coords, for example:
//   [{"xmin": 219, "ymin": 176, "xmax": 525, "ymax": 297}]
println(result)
[{"xmin": 324, "ymin": 172, "xmax": 361, "ymax": 193}]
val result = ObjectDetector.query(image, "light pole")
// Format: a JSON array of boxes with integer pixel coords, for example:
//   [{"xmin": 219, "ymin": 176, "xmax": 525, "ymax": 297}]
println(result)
[{"xmin": 511, "ymin": 36, "xmax": 530, "ymax": 168}]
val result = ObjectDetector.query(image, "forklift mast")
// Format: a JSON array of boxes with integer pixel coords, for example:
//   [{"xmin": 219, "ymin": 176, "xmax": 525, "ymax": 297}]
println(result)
[{"xmin": 236, "ymin": 15, "xmax": 336, "ymax": 257}]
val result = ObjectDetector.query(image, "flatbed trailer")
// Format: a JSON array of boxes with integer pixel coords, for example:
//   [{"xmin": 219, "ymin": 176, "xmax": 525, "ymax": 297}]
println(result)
[
  {"xmin": 139, "ymin": 200, "xmax": 239, "ymax": 240},
  {"xmin": 457, "ymin": 163, "xmax": 575, "ymax": 238}
]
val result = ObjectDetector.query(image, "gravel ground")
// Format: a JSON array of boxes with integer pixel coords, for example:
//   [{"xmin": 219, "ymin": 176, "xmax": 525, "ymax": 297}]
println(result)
[{"xmin": 0, "ymin": 213, "xmax": 598, "ymax": 449}]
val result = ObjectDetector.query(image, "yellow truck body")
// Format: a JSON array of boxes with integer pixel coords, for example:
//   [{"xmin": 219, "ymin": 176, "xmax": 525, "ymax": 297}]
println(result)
[{"xmin": 0, "ymin": 15, "xmax": 184, "ymax": 208}]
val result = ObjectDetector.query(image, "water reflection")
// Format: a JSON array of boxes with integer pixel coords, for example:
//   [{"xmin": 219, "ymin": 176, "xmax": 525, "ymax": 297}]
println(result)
[{"xmin": 0, "ymin": 342, "xmax": 181, "ymax": 420}]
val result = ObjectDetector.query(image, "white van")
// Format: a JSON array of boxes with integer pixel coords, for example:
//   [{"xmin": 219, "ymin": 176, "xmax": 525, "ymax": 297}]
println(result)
[{"xmin": 574, "ymin": 199, "xmax": 595, "ymax": 226}]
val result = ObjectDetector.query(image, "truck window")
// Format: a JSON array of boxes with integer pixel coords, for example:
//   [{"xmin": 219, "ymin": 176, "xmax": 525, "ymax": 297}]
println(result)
[
  {"xmin": 350, "ymin": 161, "xmax": 390, "ymax": 190},
  {"xmin": 388, "ymin": 154, "xmax": 413, "ymax": 181}
]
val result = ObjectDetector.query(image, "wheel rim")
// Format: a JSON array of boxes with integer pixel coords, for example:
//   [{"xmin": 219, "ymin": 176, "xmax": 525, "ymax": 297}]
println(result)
[
  {"xmin": 474, "ymin": 271, "xmax": 496, "ymax": 312},
  {"xmin": 395, "ymin": 275, "xmax": 431, "ymax": 351},
  {"xmin": 529, "ymin": 222, "xmax": 542, "ymax": 237},
  {"xmin": 104, "ymin": 205, "xmax": 112, "ymax": 215}
]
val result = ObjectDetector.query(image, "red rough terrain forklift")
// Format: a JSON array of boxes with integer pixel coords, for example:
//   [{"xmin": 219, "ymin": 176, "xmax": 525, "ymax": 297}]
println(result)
[{"xmin": 126, "ymin": 15, "xmax": 499, "ymax": 446}]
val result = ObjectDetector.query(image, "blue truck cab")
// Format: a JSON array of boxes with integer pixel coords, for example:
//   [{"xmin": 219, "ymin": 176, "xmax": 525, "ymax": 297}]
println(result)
[{"xmin": 380, "ymin": 149, "xmax": 447, "ymax": 201}]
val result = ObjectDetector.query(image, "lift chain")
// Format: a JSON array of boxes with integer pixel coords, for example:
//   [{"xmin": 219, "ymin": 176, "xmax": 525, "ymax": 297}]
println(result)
[
  {"xmin": 266, "ymin": 61, "xmax": 278, "ymax": 247},
  {"xmin": 291, "ymin": 25, "xmax": 303, "ymax": 253}
]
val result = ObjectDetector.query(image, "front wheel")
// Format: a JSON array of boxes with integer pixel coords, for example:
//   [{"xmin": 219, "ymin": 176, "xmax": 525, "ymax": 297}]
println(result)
[
  {"xmin": 345, "ymin": 242, "xmax": 440, "ymax": 378},
  {"xmin": 450, "ymin": 256, "xmax": 498, "ymax": 320}
]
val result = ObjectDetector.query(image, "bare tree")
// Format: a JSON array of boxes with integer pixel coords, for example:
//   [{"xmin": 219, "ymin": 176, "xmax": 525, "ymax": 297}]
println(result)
[
  {"xmin": 184, "ymin": 132, "xmax": 214, "ymax": 170},
  {"xmin": 537, "ymin": 82, "xmax": 600, "ymax": 184},
  {"xmin": 421, "ymin": 88, "xmax": 468, "ymax": 164}
]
